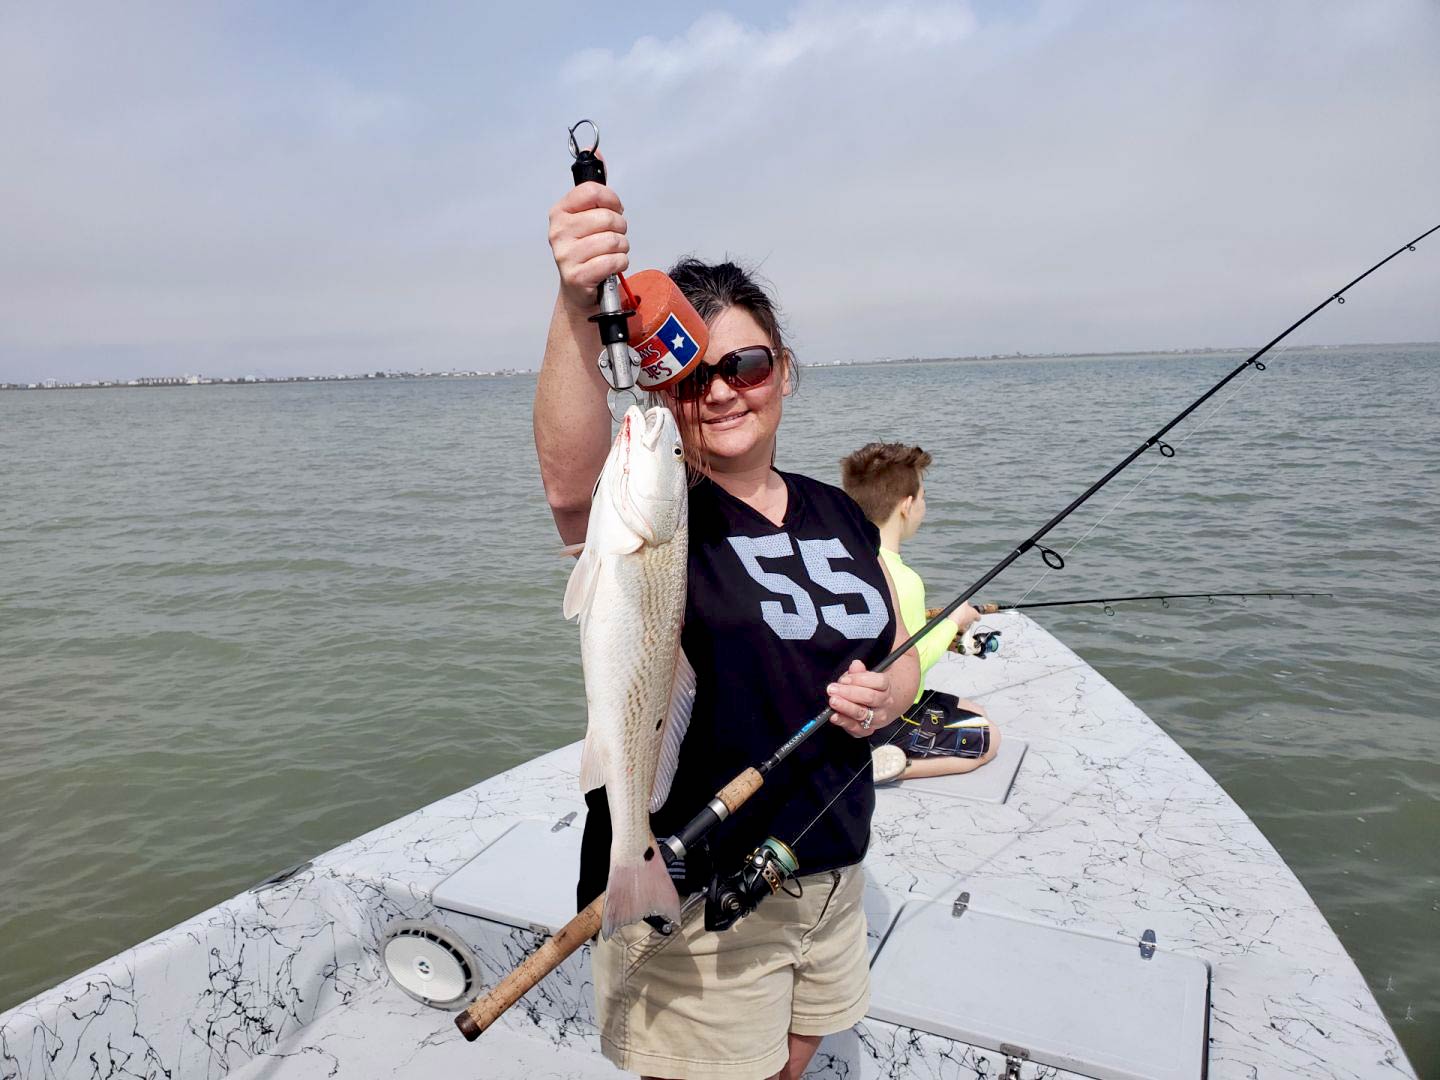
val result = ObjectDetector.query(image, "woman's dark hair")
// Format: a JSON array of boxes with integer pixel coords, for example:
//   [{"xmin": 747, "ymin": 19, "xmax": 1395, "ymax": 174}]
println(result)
[{"xmin": 664, "ymin": 258, "xmax": 798, "ymax": 472}]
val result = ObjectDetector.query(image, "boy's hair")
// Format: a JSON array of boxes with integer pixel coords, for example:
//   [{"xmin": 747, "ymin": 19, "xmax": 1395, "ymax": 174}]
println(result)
[{"xmin": 840, "ymin": 442, "xmax": 933, "ymax": 526}]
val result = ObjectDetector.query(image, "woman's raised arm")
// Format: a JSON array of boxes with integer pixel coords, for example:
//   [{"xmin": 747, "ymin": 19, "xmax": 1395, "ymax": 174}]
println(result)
[{"xmin": 533, "ymin": 182, "xmax": 631, "ymax": 545}]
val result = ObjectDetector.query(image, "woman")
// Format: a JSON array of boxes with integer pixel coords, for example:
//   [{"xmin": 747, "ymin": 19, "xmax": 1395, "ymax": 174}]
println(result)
[{"xmin": 536, "ymin": 180, "xmax": 920, "ymax": 1080}]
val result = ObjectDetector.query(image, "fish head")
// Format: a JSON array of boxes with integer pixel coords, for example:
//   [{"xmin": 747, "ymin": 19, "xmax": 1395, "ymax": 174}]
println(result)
[{"xmin": 611, "ymin": 405, "xmax": 687, "ymax": 545}]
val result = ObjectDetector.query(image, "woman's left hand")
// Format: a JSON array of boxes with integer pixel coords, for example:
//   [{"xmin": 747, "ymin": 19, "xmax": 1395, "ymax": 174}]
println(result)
[{"xmin": 827, "ymin": 659, "xmax": 894, "ymax": 738}]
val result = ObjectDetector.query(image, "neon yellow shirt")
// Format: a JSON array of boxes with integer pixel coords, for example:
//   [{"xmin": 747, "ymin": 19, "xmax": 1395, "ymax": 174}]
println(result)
[{"xmin": 880, "ymin": 547, "xmax": 958, "ymax": 702}]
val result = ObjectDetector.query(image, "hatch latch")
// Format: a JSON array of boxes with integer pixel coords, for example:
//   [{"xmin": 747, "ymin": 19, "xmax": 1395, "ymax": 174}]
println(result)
[
  {"xmin": 1140, "ymin": 928, "xmax": 1157, "ymax": 960},
  {"xmin": 1000, "ymin": 1042, "xmax": 1029, "ymax": 1078},
  {"xmin": 951, "ymin": 890, "xmax": 970, "ymax": 918}
]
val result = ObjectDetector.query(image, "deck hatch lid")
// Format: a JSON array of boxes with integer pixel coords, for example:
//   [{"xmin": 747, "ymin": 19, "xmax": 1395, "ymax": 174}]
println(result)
[
  {"xmin": 432, "ymin": 815, "xmax": 586, "ymax": 934},
  {"xmin": 868, "ymin": 899, "xmax": 1209, "ymax": 1080}
]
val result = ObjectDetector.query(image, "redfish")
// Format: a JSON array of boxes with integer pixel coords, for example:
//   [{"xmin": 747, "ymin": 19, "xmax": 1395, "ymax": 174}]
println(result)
[{"xmin": 563, "ymin": 405, "xmax": 691, "ymax": 938}]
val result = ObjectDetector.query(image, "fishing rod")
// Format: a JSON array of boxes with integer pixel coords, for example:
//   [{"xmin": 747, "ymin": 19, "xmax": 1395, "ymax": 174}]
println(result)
[
  {"xmin": 914, "ymin": 591, "xmax": 1333, "ymax": 660},
  {"xmin": 455, "ymin": 224, "xmax": 1437, "ymax": 1041},
  {"xmin": 961, "ymin": 589, "xmax": 1332, "ymax": 618},
  {"xmin": 655, "ymin": 224, "xmax": 1439, "ymax": 866}
]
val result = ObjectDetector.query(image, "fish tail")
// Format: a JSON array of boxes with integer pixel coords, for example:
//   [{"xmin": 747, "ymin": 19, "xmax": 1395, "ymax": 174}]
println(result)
[{"xmin": 601, "ymin": 850, "xmax": 681, "ymax": 939}]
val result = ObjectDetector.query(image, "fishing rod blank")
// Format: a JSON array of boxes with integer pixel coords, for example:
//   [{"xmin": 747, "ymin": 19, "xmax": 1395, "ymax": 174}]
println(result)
[
  {"xmin": 972, "ymin": 590, "xmax": 1334, "ymax": 615},
  {"xmin": 454, "ymin": 222, "xmax": 1436, "ymax": 1042}
]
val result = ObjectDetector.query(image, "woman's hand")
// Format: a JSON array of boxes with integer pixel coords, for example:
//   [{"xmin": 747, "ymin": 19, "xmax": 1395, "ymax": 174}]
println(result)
[
  {"xmin": 827, "ymin": 659, "xmax": 898, "ymax": 738},
  {"xmin": 547, "ymin": 183, "xmax": 630, "ymax": 310}
]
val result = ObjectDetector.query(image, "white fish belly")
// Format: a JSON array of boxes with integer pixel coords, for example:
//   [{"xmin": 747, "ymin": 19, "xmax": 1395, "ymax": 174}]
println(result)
[{"xmin": 580, "ymin": 534, "xmax": 687, "ymax": 862}]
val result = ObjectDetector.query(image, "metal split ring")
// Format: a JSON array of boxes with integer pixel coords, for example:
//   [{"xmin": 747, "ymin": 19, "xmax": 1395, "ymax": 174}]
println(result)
[{"xmin": 567, "ymin": 119, "xmax": 599, "ymax": 159}]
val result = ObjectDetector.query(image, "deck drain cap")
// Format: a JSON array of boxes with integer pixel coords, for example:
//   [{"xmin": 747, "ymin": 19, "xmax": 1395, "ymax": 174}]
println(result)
[{"xmin": 382, "ymin": 921, "xmax": 478, "ymax": 1008}]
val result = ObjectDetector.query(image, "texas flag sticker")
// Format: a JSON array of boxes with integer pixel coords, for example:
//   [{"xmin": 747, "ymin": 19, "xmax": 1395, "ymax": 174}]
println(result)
[{"xmin": 635, "ymin": 313, "xmax": 702, "ymax": 389}]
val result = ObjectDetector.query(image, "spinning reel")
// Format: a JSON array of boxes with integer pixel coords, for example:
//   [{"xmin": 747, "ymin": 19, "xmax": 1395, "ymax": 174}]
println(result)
[
  {"xmin": 704, "ymin": 838, "xmax": 801, "ymax": 932},
  {"xmin": 960, "ymin": 626, "xmax": 1002, "ymax": 658}
]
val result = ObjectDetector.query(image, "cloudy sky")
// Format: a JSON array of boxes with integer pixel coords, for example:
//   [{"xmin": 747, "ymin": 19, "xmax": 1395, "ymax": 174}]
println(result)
[{"xmin": 2, "ymin": 1, "xmax": 1437, "ymax": 382}]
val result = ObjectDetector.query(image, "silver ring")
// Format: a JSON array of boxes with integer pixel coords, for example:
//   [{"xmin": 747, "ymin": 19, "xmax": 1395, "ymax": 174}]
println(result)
[{"xmin": 861, "ymin": 708, "xmax": 874, "ymax": 730}]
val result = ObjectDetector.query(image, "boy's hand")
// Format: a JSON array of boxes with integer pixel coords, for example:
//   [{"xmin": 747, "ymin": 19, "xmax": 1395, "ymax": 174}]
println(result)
[
  {"xmin": 547, "ymin": 182, "xmax": 629, "ymax": 311},
  {"xmin": 945, "ymin": 601, "xmax": 981, "ymax": 633}
]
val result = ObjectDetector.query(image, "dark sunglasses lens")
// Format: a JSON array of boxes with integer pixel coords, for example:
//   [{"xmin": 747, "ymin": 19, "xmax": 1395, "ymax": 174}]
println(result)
[
  {"xmin": 671, "ymin": 347, "xmax": 773, "ymax": 400},
  {"xmin": 674, "ymin": 368, "xmax": 708, "ymax": 401},
  {"xmin": 729, "ymin": 348, "xmax": 774, "ymax": 387}
]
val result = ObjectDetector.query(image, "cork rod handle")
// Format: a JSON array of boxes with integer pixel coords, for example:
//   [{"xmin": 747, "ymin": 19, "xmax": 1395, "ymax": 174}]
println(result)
[{"xmin": 454, "ymin": 896, "xmax": 604, "ymax": 1041}]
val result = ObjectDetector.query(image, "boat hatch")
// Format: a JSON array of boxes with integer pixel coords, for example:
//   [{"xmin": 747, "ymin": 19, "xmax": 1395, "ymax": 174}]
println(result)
[
  {"xmin": 868, "ymin": 899, "xmax": 1210, "ymax": 1080},
  {"xmin": 898, "ymin": 736, "xmax": 1028, "ymax": 803},
  {"xmin": 432, "ymin": 814, "xmax": 588, "ymax": 935}
]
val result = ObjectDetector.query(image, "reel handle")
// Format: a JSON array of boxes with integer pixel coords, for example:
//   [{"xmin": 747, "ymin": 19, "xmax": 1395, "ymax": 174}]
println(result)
[{"xmin": 454, "ymin": 896, "xmax": 603, "ymax": 1040}]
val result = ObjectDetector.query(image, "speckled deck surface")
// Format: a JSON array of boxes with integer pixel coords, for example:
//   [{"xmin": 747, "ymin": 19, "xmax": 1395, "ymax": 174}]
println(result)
[{"xmin": 0, "ymin": 614, "xmax": 1413, "ymax": 1079}]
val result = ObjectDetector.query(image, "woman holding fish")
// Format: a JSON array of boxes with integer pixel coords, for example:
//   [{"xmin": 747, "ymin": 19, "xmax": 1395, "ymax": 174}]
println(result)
[{"xmin": 536, "ymin": 179, "xmax": 921, "ymax": 1080}]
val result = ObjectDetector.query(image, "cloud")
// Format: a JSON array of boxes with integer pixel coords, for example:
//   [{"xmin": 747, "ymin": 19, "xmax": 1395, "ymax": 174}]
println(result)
[
  {"xmin": 564, "ymin": 3, "xmax": 976, "ymax": 87},
  {"xmin": 1, "ymin": 1, "xmax": 1437, "ymax": 382}
]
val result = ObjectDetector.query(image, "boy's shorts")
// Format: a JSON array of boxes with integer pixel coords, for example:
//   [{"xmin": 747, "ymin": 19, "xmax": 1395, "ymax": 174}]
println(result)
[
  {"xmin": 591, "ymin": 863, "xmax": 870, "ymax": 1080},
  {"xmin": 870, "ymin": 690, "xmax": 990, "ymax": 758}
]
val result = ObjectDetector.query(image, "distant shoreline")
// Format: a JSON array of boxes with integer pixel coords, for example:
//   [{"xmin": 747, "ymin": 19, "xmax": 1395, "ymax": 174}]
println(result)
[{"xmin": 4, "ymin": 340, "xmax": 1435, "ymax": 391}]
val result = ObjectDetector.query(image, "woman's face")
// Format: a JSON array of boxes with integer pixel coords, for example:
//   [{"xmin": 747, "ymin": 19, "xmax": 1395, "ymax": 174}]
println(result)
[{"xmin": 670, "ymin": 306, "xmax": 789, "ymax": 473}]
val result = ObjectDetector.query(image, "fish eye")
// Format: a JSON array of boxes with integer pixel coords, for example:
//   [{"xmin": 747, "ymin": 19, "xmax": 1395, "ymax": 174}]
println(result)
[{"xmin": 671, "ymin": 443, "xmax": 684, "ymax": 458}]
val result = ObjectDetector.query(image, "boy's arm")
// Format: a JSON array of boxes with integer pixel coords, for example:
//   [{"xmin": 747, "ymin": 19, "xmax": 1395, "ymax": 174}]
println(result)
[
  {"xmin": 912, "ymin": 603, "xmax": 959, "ymax": 675},
  {"xmin": 892, "ymin": 559, "xmax": 957, "ymax": 679}
]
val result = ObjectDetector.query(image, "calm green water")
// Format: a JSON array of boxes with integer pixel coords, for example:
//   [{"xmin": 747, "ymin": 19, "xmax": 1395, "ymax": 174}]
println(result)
[{"xmin": 2, "ymin": 346, "xmax": 1437, "ymax": 1069}]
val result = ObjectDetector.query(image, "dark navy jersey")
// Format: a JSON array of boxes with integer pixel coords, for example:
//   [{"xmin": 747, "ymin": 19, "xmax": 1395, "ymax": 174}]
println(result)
[{"xmin": 579, "ymin": 470, "xmax": 896, "ymax": 908}]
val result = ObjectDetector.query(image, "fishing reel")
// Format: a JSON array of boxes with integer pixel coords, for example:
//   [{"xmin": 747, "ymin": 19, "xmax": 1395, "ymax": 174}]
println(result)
[
  {"xmin": 705, "ymin": 838, "xmax": 800, "ymax": 932},
  {"xmin": 959, "ymin": 627, "xmax": 1002, "ymax": 659}
]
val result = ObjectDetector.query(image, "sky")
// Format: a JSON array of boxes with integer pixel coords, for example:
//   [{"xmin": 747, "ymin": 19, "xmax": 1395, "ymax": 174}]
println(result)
[{"xmin": 1, "ymin": 1, "xmax": 1437, "ymax": 383}]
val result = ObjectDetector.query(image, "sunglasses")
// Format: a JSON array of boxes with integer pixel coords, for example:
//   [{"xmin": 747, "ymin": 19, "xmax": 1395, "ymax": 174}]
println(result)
[{"xmin": 672, "ymin": 345, "xmax": 776, "ymax": 402}]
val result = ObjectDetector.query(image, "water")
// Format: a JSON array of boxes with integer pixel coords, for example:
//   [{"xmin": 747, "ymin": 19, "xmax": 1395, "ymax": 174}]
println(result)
[{"xmin": 2, "ymin": 346, "xmax": 1436, "ymax": 1070}]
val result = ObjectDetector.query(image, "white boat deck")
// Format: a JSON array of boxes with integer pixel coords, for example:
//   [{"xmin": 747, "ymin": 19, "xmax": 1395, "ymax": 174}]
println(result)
[{"xmin": 0, "ymin": 614, "xmax": 1414, "ymax": 1079}]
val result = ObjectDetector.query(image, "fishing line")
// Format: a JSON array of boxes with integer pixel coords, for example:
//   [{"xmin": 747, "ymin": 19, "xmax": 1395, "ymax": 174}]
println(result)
[
  {"xmin": 788, "ymin": 684, "xmax": 950, "ymax": 850},
  {"xmin": 1010, "ymin": 358, "xmax": 1270, "ymax": 608}
]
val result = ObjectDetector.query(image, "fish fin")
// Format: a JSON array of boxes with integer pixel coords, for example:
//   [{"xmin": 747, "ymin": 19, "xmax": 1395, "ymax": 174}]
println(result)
[
  {"xmin": 558, "ymin": 542, "xmax": 585, "ymax": 558},
  {"xmin": 579, "ymin": 732, "xmax": 608, "ymax": 793},
  {"xmin": 596, "ymin": 529, "xmax": 645, "ymax": 557},
  {"xmin": 601, "ymin": 851, "xmax": 681, "ymax": 939},
  {"xmin": 562, "ymin": 546, "xmax": 601, "ymax": 621},
  {"xmin": 648, "ymin": 648, "xmax": 696, "ymax": 813}
]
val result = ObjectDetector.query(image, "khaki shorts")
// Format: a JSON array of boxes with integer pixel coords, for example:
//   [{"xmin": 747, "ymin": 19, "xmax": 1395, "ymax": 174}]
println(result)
[{"xmin": 592, "ymin": 864, "xmax": 870, "ymax": 1080}]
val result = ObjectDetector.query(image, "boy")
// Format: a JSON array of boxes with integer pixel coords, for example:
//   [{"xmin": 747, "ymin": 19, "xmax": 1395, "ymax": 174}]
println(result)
[{"xmin": 840, "ymin": 442, "xmax": 1001, "ymax": 783}]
